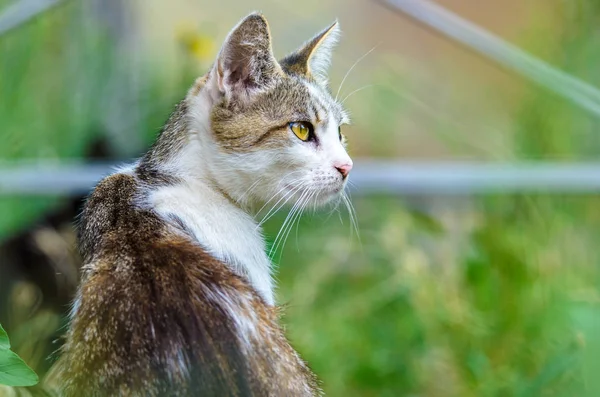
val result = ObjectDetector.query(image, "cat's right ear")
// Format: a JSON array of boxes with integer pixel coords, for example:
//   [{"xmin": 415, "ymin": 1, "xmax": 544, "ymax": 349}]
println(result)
[
  {"xmin": 211, "ymin": 13, "xmax": 282, "ymax": 104},
  {"xmin": 279, "ymin": 21, "xmax": 340, "ymax": 86}
]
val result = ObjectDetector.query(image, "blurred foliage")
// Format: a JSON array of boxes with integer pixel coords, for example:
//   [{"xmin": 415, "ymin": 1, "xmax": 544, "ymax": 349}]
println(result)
[
  {"xmin": 0, "ymin": 324, "xmax": 38, "ymax": 387},
  {"xmin": 515, "ymin": 1, "xmax": 600, "ymax": 159},
  {"xmin": 0, "ymin": 0, "xmax": 194, "ymax": 239},
  {"xmin": 2, "ymin": 0, "xmax": 600, "ymax": 396},
  {"xmin": 0, "ymin": 1, "xmax": 98, "ymax": 238},
  {"xmin": 269, "ymin": 194, "xmax": 600, "ymax": 396}
]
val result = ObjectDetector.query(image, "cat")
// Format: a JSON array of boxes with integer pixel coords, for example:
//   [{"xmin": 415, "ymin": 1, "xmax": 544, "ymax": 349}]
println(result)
[{"xmin": 49, "ymin": 12, "xmax": 353, "ymax": 396}]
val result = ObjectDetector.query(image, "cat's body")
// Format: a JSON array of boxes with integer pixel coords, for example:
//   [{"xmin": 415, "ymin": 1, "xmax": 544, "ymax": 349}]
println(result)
[
  {"xmin": 49, "ymin": 13, "xmax": 353, "ymax": 396},
  {"xmin": 54, "ymin": 169, "xmax": 318, "ymax": 396}
]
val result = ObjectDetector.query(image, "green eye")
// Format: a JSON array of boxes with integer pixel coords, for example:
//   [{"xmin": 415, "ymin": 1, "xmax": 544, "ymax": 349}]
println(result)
[
  {"xmin": 290, "ymin": 122, "xmax": 313, "ymax": 141},
  {"xmin": 338, "ymin": 126, "xmax": 342, "ymax": 141}
]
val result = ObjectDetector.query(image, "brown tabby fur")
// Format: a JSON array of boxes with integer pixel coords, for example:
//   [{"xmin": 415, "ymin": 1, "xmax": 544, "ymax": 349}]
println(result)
[{"xmin": 51, "ymin": 173, "xmax": 319, "ymax": 396}]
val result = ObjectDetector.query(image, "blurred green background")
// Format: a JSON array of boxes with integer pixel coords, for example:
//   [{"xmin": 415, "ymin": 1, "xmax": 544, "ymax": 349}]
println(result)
[{"xmin": 2, "ymin": 0, "xmax": 600, "ymax": 396}]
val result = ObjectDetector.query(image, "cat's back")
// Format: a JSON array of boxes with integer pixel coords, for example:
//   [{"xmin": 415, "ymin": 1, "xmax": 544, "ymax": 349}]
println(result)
[{"xmin": 52, "ymin": 171, "xmax": 319, "ymax": 396}]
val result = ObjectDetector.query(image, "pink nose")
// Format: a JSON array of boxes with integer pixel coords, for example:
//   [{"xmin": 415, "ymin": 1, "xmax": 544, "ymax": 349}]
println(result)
[{"xmin": 335, "ymin": 163, "xmax": 353, "ymax": 178}]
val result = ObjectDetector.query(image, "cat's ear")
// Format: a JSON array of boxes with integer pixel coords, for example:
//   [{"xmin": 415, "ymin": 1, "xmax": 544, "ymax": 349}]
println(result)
[
  {"xmin": 213, "ymin": 13, "xmax": 282, "ymax": 102},
  {"xmin": 280, "ymin": 21, "xmax": 340, "ymax": 85}
]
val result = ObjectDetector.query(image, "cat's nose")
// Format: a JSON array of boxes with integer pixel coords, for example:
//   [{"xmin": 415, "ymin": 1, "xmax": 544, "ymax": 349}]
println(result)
[{"xmin": 335, "ymin": 162, "xmax": 353, "ymax": 178}]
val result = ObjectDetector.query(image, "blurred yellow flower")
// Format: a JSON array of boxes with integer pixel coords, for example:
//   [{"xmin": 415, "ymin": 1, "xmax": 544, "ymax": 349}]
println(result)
[{"xmin": 176, "ymin": 25, "xmax": 215, "ymax": 62}]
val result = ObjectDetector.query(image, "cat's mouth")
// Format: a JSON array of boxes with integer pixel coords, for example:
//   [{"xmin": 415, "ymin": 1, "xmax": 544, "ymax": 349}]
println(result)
[
  {"xmin": 310, "ymin": 183, "xmax": 347, "ymax": 206},
  {"xmin": 323, "ymin": 182, "xmax": 347, "ymax": 202},
  {"xmin": 280, "ymin": 175, "xmax": 347, "ymax": 208}
]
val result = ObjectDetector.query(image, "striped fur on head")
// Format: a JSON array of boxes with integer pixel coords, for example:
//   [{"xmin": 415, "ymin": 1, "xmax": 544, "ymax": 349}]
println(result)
[{"xmin": 185, "ymin": 13, "xmax": 352, "ymax": 210}]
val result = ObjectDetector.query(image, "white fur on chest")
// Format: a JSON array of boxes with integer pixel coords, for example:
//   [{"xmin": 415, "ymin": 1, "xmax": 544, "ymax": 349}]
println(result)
[{"xmin": 148, "ymin": 180, "xmax": 275, "ymax": 305}]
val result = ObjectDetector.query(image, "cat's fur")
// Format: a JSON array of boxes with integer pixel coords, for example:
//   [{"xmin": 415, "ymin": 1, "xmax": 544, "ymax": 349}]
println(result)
[{"xmin": 49, "ymin": 13, "xmax": 353, "ymax": 396}]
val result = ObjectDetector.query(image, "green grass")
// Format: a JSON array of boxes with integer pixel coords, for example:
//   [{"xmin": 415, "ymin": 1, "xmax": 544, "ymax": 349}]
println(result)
[{"xmin": 267, "ymin": 194, "xmax": 600, "ymax": 396}]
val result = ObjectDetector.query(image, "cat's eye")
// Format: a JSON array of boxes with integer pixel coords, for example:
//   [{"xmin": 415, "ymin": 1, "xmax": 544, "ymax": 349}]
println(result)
[
  {"xmin": 290, "ymin": 122, "xmax": 313, "ymax": 141},
  {"xmin": 338, "ymin": 126, "xmax": 342, "ymax": 141}
]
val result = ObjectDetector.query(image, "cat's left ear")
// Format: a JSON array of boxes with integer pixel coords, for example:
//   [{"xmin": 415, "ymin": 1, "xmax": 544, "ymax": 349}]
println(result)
[
  {"xmin": 212, "ymin": 13, "xmax": 282, "ymax": 104},
  {"xmin": 280, "ymin": 21, "xmax": 340, "ymax": 86}
]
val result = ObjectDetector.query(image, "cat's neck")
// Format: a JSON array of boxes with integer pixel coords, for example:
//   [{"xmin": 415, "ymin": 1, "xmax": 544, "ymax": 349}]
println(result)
[
  {"xmin": 137, "ymin": 90, "xmax": 275, "ymax": 305},
  {"xmin": 146, "ymin": 175, "xmax": 274, "ymax": 305}
]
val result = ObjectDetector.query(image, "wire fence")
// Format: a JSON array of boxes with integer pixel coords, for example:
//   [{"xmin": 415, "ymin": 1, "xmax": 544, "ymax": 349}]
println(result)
[
  {"xmin": 1, "ymin": 160, "xmax": 600, "ymax": 196},
  {"xmin": 0, "ymin": 0, "xmax": 63, "ymax": 35},
  {"xmin": 379, "ymin": 0, "xmax": 600, "ymax": 118}
]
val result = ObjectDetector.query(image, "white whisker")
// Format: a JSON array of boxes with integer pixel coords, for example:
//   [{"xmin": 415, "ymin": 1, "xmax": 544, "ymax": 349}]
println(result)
[
  {"xmin": 342, "ymin": 192, "xmax": 362, "ymax": 249},
  {"xmin": 270, "ymin": 188, "xmax": 309, "ymax": 258},
  {"xmin": 335, "ymin": 44, "xmax": 380, "ymax": 101},
  {"xmin": 257, "ymin": 181, "xmax": 304, "ymax": 228},
  {"xmin": 324, "ymin": 194, "xmax": 343, "ymax": 222},
  {"xmin": 341, "ymin": 84, "xmax": 375, "ymax": 104},
  {"xmin": 281, "ymin": 191, "xmax": 310, "ymax": 256},
  {"xmin": 256, "ymin": 171, "xmax": 302, "ymax": 218},
  {"xmin": 237, "ymin": 177, "xmax": 265, "ymax": 205},
  {"xmin": 272, "ymin": 188, "xmax": 315, "ymax": 259},
  {"xmin": 255, "ymin": 171, "xmax": 306, "ymax": 225},
  {"xmin": 294, "ymin": 191, "xmax": 318, "ymax": 250}
]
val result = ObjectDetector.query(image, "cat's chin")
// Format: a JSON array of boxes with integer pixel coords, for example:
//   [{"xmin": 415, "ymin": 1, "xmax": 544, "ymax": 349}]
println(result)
[
  {"xmin": 266, "ymin": 182, "xmax": 346, "ymax": 210},
  {"xmin": 312, "ymin": 186, "xmax": 346, "ymax": 207}
]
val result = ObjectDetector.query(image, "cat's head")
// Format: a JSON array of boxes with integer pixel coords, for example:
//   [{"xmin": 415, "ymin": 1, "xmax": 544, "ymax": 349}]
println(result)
[{"xmin": 187, "ymin": 13, "xmax": 352, "ymax": 210}]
